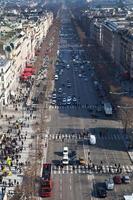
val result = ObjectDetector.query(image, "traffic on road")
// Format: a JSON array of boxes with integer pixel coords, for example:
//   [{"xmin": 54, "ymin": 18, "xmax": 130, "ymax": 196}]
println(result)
[{"xmin": 41, "ymin": 7, "xmax": 133, "ymax": 200}]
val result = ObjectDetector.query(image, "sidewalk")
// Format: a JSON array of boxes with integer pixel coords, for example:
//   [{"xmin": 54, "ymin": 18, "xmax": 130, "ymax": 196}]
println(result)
[{"xmin": 128, "ymin": 151, "xmax": 133, "ymax": 163}]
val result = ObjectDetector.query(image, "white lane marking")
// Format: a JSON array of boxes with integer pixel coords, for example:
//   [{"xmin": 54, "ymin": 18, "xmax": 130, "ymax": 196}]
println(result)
[
  {"xmin": 79, "ymin": 175, "xmax": 84, "ymax": 200},
  {"xmin": 59, "ymin": 175, "xmax": 62, "ymax": 199},
  {"xmin": 69, "ymin": 176, "xmax": 72, "ymax": 191}
]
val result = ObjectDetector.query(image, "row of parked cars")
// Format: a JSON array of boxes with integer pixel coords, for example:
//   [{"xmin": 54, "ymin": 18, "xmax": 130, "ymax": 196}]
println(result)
[{"xmin": 97, "ymin": 175, "xmax": 130, "ymax": 198}]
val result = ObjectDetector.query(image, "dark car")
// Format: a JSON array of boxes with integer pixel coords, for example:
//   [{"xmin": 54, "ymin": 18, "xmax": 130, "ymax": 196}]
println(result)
[
  {"xmin": 122, "ymin": 175, "xmax": 130, "ymax": 184},
  {"xmin": 113, "ymin": 176, "xmax": 122, "ymax": 184},
  {"xmin": 97, "ymin": 187, "xmax": 107, "ymax": 198}
]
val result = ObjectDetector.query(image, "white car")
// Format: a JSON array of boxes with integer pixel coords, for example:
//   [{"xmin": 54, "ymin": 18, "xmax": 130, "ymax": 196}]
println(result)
[
  {"xmin": 63, "ymin": 147, "xmax": 68, "ymax": 156},
  {"xmin": 89, "ymin": 135, "xmax": 96, "ymax": 145},
  {"xmin": 62, "ymin": 155, "xmax": 69, "ymax": 165},
  {"xmin": 55, "ymin": 74, "xmax": 59, "ymax": 80},
  {"xmin": 105, "ymin": 178, "xmax": 114, "ymax": 190},
  {"xmin": 67, "ymin": 96, "xmax": 72, "ymax": 105}
]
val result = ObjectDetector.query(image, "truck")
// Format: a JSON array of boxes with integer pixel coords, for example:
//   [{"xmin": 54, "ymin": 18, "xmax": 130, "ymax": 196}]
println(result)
[
  {"xmin": 103, "ymin": 102, "xmax": 112, "ymax": 115},
  {"xmin": 40, "ymin": 163, "xmax": 52, "ymax": 197}
]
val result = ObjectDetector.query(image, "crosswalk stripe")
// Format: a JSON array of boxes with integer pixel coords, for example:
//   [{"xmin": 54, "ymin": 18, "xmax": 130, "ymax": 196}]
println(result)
[
  {"xmin": 48, "ymin": 133, "xmax": 124, "ymax": 141},
  {"xmin": 48, "ymin": 104, "xmax": 103, "ymax": 110},
  {"xmin": 52, "ymin": 164, "xmax": 133, "ymax": 175}
]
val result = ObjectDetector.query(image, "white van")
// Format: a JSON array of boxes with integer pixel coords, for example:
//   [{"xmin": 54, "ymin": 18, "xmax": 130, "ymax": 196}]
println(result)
[
  {"xmin": 63, "ymin": 147, "xmax": 68, "ymax": 155},
  {"xmin": 62, "ymin": 155, "xmax": 69, "ymax": 165},
  {"xmin": 89, "ymin": 135, "xmax": 96, "ymax": 145},
  {"xmin": 55, "ymin": 74, "xmax": 58, "ymax": 80}
]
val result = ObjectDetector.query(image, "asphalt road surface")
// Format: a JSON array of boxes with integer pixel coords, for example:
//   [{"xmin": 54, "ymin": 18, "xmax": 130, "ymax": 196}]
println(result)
[{"xmin": 44, "ymin": 8, "xmax": 133, "ymax": 200}]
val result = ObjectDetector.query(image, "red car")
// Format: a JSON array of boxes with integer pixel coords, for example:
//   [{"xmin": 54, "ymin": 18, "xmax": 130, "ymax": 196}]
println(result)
[{"xmin": 113, "ymin": 176, "xmax": 122, "ymax": 184}]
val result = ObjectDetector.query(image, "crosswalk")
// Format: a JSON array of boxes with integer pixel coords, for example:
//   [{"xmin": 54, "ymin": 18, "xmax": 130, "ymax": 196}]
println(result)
[
  {"xmin": 52, "ymin": 165, "xmax": 133, "ymax": 175},
  {"xmin": 48, "ymin": 104, "xmax": 103, "ymax": 111},
  {"xmin": 48, "ymin": 133, "xmax": 125, "ymax": 141}
]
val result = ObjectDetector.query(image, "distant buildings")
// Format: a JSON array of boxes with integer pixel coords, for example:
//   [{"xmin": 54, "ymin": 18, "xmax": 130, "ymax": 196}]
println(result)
[
  {"xmin": 0, "ymin": 6, "xmax": 53, "ymax": 112},
  {"xmin": 76, "ymin": 7, "xmax": 133, "ymax": 79}
]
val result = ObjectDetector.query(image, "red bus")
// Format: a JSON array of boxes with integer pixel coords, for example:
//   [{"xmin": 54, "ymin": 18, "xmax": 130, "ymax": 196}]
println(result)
[{"xmin": 40, "ymin": 163, "xmax": 52, "ymax": 197}]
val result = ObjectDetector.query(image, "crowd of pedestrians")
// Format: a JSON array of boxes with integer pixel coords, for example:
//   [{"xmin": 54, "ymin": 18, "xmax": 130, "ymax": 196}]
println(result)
[{"xmin": 0, "ymin": 78, "xmax": 36, "ymax": 197}]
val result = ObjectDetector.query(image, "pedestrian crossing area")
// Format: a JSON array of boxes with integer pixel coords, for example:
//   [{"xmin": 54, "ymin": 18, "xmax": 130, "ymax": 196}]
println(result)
[
  {"xmin": 48, "ymin": 104, "xmax": 103, "ymax": 111},
  {"xmin": 52, "ymin": 165, "xmax": 133, "ymax": 175},
  {"xmin": 48, "ymin": 133, "xmax": 125, "ymax": 141}
]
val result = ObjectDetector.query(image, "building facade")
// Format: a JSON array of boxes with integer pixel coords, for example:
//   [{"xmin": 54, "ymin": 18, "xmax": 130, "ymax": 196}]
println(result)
[{"xmin": 0, "ymin": 11, "xmax": 53, "ymax": 111}]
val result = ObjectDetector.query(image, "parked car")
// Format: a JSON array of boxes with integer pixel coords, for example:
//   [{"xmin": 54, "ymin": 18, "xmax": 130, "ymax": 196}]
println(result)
[
  {"xmin": 113, "ymin": 176, "xmax": 122, "ymax": 184},
  {"xmin": 55, "ymin": 74, "xmax": 59, "ymax": 80},
  {"xmin": 97, "ymin": 187, "xmax": 107, "ymax": 198},
  {"xmin": 105, "ymin": 178, "xmax": 114, "ymax": 190},
  {"xmin": 58, "ymin": 88, "xmax": 63, "ymax": 93},
  {"xmin": 122, "ymin": 175, "xmax": 130, "ymax": 184}
]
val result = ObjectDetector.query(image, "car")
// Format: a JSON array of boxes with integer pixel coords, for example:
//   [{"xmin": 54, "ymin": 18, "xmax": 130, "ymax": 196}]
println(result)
[
  {"xmin": 79, "ymin": 157, "xmax": 86, "ymax": 165},
  {"xmin": 97, "ymin": 187, "xmax": 107, "ymax": 198},
  {"xmin": 63, "ymin": 147, "xmax": 68, "ymax": 156},
  {"xmin": 55, "ymin": 74, "xmax": 58, "ymax": 80},
  {"xmin": 58, "ymin": 88, "xmax": 63, "ymax": 93},
  {"xmin": 52, "ymin": 93, "xmax": 56, "ymax": 99},
  {"xmin": 62, "ymin": 98, "xmax": 67, "ymax": 105},
  {"xmin": 67, "ymin": 96, "xmax": 72, "ymax": 105},
  {"xmin": 66, "ymin": 64, "xmax": 70, "ymax": 69},
  {"xmin": 122, "ymin": 175, "xmax": 130, "ymax": 184},
  {"xmin": 51, "ymin": 99, "xmax": 56, "ymax": 105},
  {"xmin": 62, "ymin": 155, "xmax": 69, "ymax": 165},
  {"xmin": 72, "ymin": 97, "xmax": 77, "ymax": 104},
  {"xmin": 67, "ymin": 82, "xmax": 71, "ymax": 88},
  {"xmin": 105, "ymin": 178, "xmax": 114, "ymax": 190},
  {"xmin": 113, "ymin": 176, "xmax": 122, "ymax": 184},
  {"xmin": 84, "ymin": 77, "xmax": 88, "ymax": 81},
  {"xmin": 89, "ymin": 135, "xmax": 96, "ymax": 145}
]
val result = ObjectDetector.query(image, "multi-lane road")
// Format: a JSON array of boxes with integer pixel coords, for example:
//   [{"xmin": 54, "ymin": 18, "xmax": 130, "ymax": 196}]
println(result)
[{"xmin": 43, "ymin": 8, "xmax": 133, "ymax": 200}]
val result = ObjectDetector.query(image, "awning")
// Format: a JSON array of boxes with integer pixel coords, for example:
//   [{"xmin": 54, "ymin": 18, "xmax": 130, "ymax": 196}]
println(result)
[
  {"xmin": 21, "ymin": 72, "xmax": 32, "ymax": 77},
  {"xmin": 20, "ymin": 72, "xmax": 32, "ymax": 80},
  {"xmin": 23, "ymin": 68, "xmax": 35, "ymax": 73}
]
